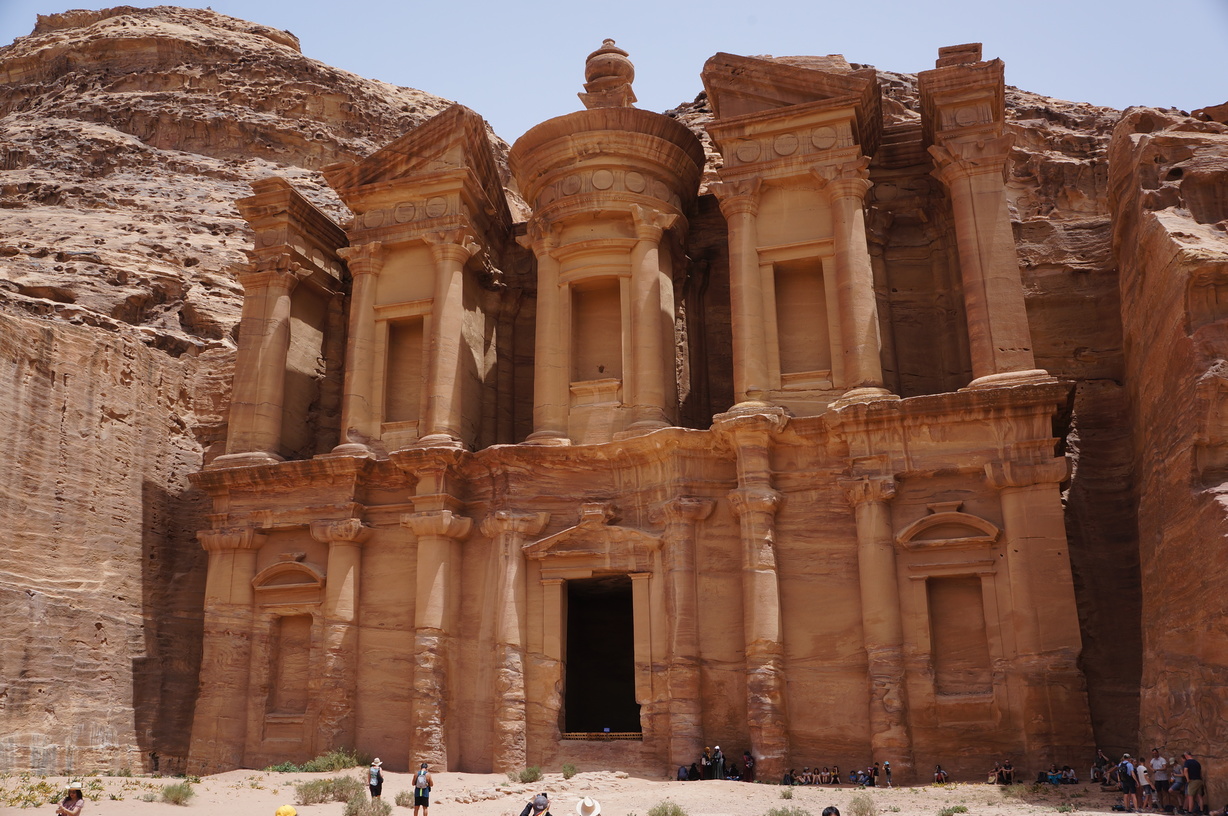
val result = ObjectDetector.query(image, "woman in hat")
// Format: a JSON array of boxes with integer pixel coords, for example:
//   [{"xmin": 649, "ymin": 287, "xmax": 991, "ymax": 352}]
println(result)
[
  {"xmin": 519, "ymin": 792, "xmax": 551, "ymax": 816},
  {"xmin": 577, "ymin": 797, "xmax": 601, "ymax": 816},
  {"xmin": 368, "ymin": 757, "xmax": 384, "ymax": 801},
  {"xmin": 56, "ymin": 782, "xmax": 85, "ymax": 815}
]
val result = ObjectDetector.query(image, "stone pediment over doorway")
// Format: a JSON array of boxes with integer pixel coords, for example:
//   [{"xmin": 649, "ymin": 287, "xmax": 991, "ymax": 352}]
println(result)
[{"xmin": 523, "ymin": 501, "xmax": 661, "ymax": 574}]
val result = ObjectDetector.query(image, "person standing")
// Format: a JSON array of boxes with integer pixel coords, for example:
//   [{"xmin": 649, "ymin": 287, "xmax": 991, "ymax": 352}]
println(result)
[
  {"xmin": 712, "ymin": 746, "xmax": 726, "ymax": 780},
  {"xmin": 743, "ymin": 751, "xmax": 756, "ymax": 783},
  {"xmin": 1120, "ymin": 754, "xmax": 1139, "ymax": 812},
  {"xmin": 1183, "ymin": 752, "xmax": 1205, "ymax": 815},
  {"xmin": 1137, "ymin": 757, "xmax": 1155, "ymax": 811},
  {"xmin": 368, "ymin": 758, "xmax": 384, "ymax": 801},
  {"xmin": 56, "ymin": 782, "xmax": 85, "ymax": 815},
  {"xmin": 414, "ymin": 762, "xmax": 434, "ymax": 816},
  {"xmin": 1150, "ymin": 749, "xmax": 1170, "ymax": 810},
  {"xmin": 701, "ymin": 747, "xmax": 713, "ymax": 779},
  {"xmin": 884, "ymin": 761, "xmax": 892, "ymax": 788}
]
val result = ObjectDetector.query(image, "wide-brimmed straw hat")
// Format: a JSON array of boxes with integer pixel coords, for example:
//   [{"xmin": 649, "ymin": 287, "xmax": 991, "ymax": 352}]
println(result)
[
  {"xmin": 67, "ymin": 782, "xmax": 82, "ymax": 791},
  {"xmin": 372, "ymin": 758, "xmax": 383, "ymax": 766},
  {"xmin": 577, "ymin": 797, "xmax": 601, "ymax": 816}
]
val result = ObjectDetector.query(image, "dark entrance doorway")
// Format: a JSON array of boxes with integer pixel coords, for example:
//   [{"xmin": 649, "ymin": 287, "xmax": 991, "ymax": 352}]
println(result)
[{"xmin": 564, "ymin": 574, "xmax": 640, "ymax": 733}]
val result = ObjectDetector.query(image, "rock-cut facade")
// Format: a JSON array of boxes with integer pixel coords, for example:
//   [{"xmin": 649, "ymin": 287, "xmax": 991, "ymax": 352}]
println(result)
[{"xmin": 188, "ymin": 42, "xmax": 1095, "ymax": 780}]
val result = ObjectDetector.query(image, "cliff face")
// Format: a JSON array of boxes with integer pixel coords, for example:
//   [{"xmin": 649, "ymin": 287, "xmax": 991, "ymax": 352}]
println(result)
[{"xmin": 0, "ymin": 5, "xmax": 455, "ymax": 773}]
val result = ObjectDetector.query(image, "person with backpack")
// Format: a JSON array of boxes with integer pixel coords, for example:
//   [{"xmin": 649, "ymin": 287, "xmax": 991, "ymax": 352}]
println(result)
[
  {"xmin": 414, "ymin": 762, "xmax": 434, "ymax": 816},
  {"xmin": 519, "ymin": 792, "xmax": 551, "ymax": 816},
  {"xmin": 1120, "ymin": 754, "xmax": 1139, "ymax": 812},
  {"xmin": 368, "ymin": 758, "xmax": 384, "ymax": 802}
]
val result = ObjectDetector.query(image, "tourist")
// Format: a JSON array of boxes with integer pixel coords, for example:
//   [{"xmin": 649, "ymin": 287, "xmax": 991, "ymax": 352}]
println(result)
[
  {"xmin": 413, "ymin": 761, "xmax": 433, "ymax": 816},
  {"xmin": 1094, "ymin": 748, "xmax": 1112, "ymax": 783},
  {"xmin": 1182, "ymin": 752, "xmax": 1205, "ymax": 815},
  {"xmin": 782, "ymin": 769, "xmax": 796, "ymax": 786},
  {"xmin": 831, "ymin": 765, "xmax": 842, "ymax": 785},
  {"xmin": 1047, "ymin": 765, "xmax": 1063, "ymax": 786},
  {"xmin": 743, "ymin": 751, "xmax": 756, "ymax": 783},
  {"xmin": 1061, "ymin": 766, "xmax": 1079, "ymax": 785},
  {"xmin": 1137, "ymin": 758, "xmax": 1155, "ymax": 810},
  {"xmin": 368, "ymin": 758, "xmax": 384, "ymax": 802},
  {"xmin": 577, "ymin": 796, "xmax": 600, "ymax": 816},
  {"xmin": 677, "ymin": 764, "xmax": 688, "ymax": 781},
  {"xmin": 1120, "ymin": 754, "xmax": 1139, "ymax": 812},
  {"xmin": 726, "ymin": 762, "xmax": 739, "ymax": 781},
  {"xmin": 713, "ymin": 746, "xmax": 726, "ymax": 780},
  {"xmin": 701, "ymin": 747, "xmax": 713, "ymax": 779},
  {"xmin": 989, "ymin": 761, "xmax": 1003, "ymax": 785},
  {"xmin": 934, "ymin": 765, "xmax": 950, "ymax": 784},
  {"xmin": 885, "ymin": 761, "xmax": 892, "ymax": 787},
  {"xmin": 1149, "ymin": 749, "xmax": 1170, "ymax": 810},
  {"xmin": 801, "ymin": 767, "xmax": 813, "ymax": 785},
  {"xmin": 1002, "ymin": 759, "xmax": 1015, "ymax": 784},
  {"xmin": 823, "ymin": 808, "xmax": 841, "ymax": 816},
  {"xmin": 870, "ymin": 762, "xmax": 880, "ymax": 787},
  {"xmin": 688, "ymin": 763, "xmax": 700, "ymax": 781},
  {"xmin": 520, "ymin": 792, "xmax": 552, "ymax": 816},
  {"xmin": 56, "ymin": 782, "xmax": 85, "ymax": 815},
  {"xmin": 820, "ymin": 767, "xmax": 832, "ymax": 785}
]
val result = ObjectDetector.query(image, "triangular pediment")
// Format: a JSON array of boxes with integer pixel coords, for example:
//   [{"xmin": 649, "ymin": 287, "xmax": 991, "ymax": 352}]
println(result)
[
  {"xmin": 701, "ymin": 52, "xmax": 879, "ymax": 120},
  {"xmin": 322, "ymin": 103, "xmax": 509, "ymax": 224},
  {"xmin": 523, "ymin": 502, "xmax": 660, "ymax": 565}
]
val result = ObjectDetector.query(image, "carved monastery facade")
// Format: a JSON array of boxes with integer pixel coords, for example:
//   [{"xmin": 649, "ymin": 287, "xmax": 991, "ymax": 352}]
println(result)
[{"xmin": 189, "ymin": 42, "xmax": 1095, "ymax": 780}]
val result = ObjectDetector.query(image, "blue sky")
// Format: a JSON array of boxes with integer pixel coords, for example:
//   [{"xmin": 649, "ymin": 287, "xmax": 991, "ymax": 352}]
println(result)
[{"xmin": 2, "ymin": 0, "xmax": 1226, "ymax": 142}]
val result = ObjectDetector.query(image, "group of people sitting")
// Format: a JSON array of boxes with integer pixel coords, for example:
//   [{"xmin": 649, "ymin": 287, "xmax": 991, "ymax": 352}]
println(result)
[{"xmin": 783, "ymin": 762, "xmax": 892, "ymax": 787}]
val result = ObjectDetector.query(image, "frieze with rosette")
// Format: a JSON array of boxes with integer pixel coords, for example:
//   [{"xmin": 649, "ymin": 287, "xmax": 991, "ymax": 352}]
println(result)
[
  {"xmin": 532, "ymin": 168, "xmax": 681, "ymax": 211},
  {"xmin": 723, "ymin": 122, "xmax": 856, "ymax": 169},
  {"xmin": 352, "ymin": 194, "xmax": 455, "ymax": 232}
]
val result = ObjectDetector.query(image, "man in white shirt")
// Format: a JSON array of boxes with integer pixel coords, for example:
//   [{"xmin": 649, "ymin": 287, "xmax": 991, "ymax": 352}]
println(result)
[{"xmin": 1149, "ymin": 749, "xmax": 1170, "ymax": 810}]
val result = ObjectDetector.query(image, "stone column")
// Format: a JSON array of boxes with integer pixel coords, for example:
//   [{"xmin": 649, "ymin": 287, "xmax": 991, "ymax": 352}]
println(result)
[
  {"xmin": 716, "ymin": 407, "xmax": 789, "ymax": 779},
  {"xmin": 309, "ymin": 518, "xmax": 372, "ymax": 752},
  {"xmin": 518, "ymin": 221, "xmax": 571, "ymax": 444},
  {"xmin": 654, "ymin": 497, "xmax": 714, "ymax": 768},
  {"xmin": 480, "ymin": 510, "xmax": 549, "ymax": 773},
  {"xmin": 401, "ymin": 507, "xmax": 472, "ymax": 768},
  {"xmin": 219, "ymin": 257, "xmax": 303, "ymax": 464},
  {"xmin": 840, "ymin": 475, "xmax": 914, "ymax": 777},
  {"xmin": 628, "ymin": 205, "xmax": 679, "ymax": 431},
  {"xmin": 816, "ymin": 160, "xmax": 891, "ymax": 402},
  {"xmin": 420, "ymin": 230, "xmax": 481, "ymax": 447},
  {"xmin": 189, "ymin": 527, "xmax": 265, "ymax": 773},
  {"xmin": 712, "ymin": 179, "xmax": 770, "ymax": 406},
  {"xmin": 930, "ymin": 138, "xmax": 1048, "ymax": 386},
  {"xmin": 332, "ymin": 242, "xmax": 385, "ymax": 456},
  {"xmin": 985, "ymin": 457, "xmax": 1090, "ymax": 763}
]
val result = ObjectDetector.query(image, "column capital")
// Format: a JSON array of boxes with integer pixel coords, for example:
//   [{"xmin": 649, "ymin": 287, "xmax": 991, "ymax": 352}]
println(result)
[
  {"xmin": 728, "ymin": 487, "xmax": 782, "ymax": 519},
  {"xmin": 425, "ymin": 229, "xmax": 481, "ymax": 265},
  {"xmin": 929, "ymin": 134, "xmax": 1014, "ymax": 185},
  {"xmin": 309, "ymin": 518, "xmax": 373, "ymax": 545},
  {"xmin": 984, "ymin": 458, "xmax": 1068, "ymax": 490},
  {"xmin": 712, "ymin": 406, "xmax": 790, "ymax": 439},
  {"xmin": 516, "ymin": 218, "xmax": 561, "ymax": 257},
  {"xmin": 813, "ymin": 157, "xmax": 872, "ymax": 201},
  {"xmin": 401, "ymin": 509, "xmax": 472, "ymax": 541},
  {"xmin": 480, "ymin": 510, "xmax": 550, "ymax": 539},
  {"xmin": 198, "ymin": 526, "xmax": 266, "ymax": 552},
  {"xmin": 630, "ymin": 204, "xmax": 678, "ymax": 242},
  {"xmin": 337, "ymin": 241, "xmax": 385, "ymax": 276},
  {"xmin": 237, "ymin": 253, "xmax": 306, "ymax": 293},
  {"xmin": 711, "ymin": 178, "xmax": 763, "ymax": 218},
  {"xmin": 839, "ymin": 474, "xmax": 897, "ymax": 507},
  {"xmin": 651, "ymin": 496, "xmax": 715, "ymax": 527}
]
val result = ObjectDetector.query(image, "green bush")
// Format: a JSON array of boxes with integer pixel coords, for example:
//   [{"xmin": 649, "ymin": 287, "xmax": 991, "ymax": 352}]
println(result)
[
  {"xmin": 519, "ymin": 766, "xmax": 543, "ymax": 784},
  {"xmin": 938, "ymin": 807, "xmax": 969, "ymax": 816},
  {"xmin": 766, "ymin": 808, "xmax": 812, "ymax": 816},
  {"xmin": 295, "ymin": 776, "xmax": 365, "ymax": 805},
  {"xmin": 562, "ymin": 763, "xmax": 578, "ymax": 780},
  {"xmin": 850, "ymin": 794, "xmax": 877, "ymax": 816},
  {"xmin": 267, "ymin": 747, "xmax": 371, "ymax": 773},
  {"xmin": 648, "ymin": 801, "xmax": 688, "ymax": 816},
  {"xmin": 780, "ymin": 787, "xmax": 794, "ymax": 800},
  {"xmin": 1055, "ymin": 806, "xmax": 1075, "ymax": 814},
  {"xmin": 395, "ymin": 789, "xmax": 415, "ymax": 807},
  {"xmin": 161, "ymin": 782, "xmax": 195, "ymax": 806},
  {"xmin": 345, "ymin": 792, "xmax": 393, "ymax": 816}
]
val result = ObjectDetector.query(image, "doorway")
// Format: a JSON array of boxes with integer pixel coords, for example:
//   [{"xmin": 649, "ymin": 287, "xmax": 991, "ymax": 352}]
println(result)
[{"xmin": 564, "ymin": 574, "xmax": 640, "ymax": 733}]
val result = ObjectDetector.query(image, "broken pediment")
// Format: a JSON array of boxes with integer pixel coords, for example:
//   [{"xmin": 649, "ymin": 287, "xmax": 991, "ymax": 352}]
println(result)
[
  {"xmin": 322, "ymin": 103, "xmax": 510, "ymax": 229},
  {"xmin": 523, "ymin": 502, "xmax": 661, "ymax": 572},
  {"xmin": 896, "ymin": 502, "xmax": 1000, "ymax": 551}
]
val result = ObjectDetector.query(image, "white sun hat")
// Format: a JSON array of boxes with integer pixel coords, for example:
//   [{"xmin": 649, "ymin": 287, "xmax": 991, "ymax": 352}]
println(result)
[{"xmin": 577, "ymin": 797, "xmax": 601, "ymax": 816}]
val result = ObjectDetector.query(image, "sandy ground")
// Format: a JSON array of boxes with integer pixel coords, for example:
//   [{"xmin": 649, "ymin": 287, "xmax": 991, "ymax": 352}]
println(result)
[{"xmin": 0, "ymin": 769, "xmax": 1134, "ymax": 816}]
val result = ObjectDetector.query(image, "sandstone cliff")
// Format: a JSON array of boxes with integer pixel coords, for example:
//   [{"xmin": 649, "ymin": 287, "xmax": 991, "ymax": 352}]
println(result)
[{"xmin": 0, "ymin": 6, "xmax": 1187, "ymax": 774}]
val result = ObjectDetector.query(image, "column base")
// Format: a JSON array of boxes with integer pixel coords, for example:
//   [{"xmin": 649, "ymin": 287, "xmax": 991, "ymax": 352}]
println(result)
[
  {"xmin": 522, "ymin": 429, "xmax": 572, "ymax": 446},
  {"xmin": 206, "ymin": 450, "xmax": 284, "ymax": 469},
  {"xmin": 320, "ymin": 442, "xmax": 377, "ymax": 459},
  {"xmin": 964, "ymin": 369, "xmax": 1056, "ymax": 389},
  {"xmin": 830, "ymin": 386, "xmax": 898, "ymax": 409},
  {"xmin": 411, "ymin": 433, "xmax": 467, "ymax": 450}
]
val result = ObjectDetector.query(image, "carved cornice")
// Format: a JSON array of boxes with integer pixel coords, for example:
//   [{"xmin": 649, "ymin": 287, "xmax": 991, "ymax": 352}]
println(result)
[
  {"xmin": 401, "ymin": 509, "xmax": 473, "ymax": 541},
  {"xmin": 839, "ymin": 474, "xmax": 897, "ymax": 507},
  {"xmin": 984, "ymin": 458, "xmax": 1069, "ymax": 490},
  {"xmin": 929, "ymin": 135, "xmax": 1014, "ymax": 185},
  {"xmin": 728, "ymin": 487, "xmax": 782, "ymax": 519},
  {"xmin": 710, "ymin": 178, "xmax": 762, "ymax": 218},
  {"xmin": 309, "ymin": 518, "xmax": 374, "ymax": 545},
  {"xmin": 337, "ymin": 241, "xmax": 386, "ymax": 276},
  {"xmin": 198, "ymin": 526, "xmax": 267, "ymax": 553},
  {"xmin": 480, "ymin": 510, "xmax": 550, "ymax": 540}
]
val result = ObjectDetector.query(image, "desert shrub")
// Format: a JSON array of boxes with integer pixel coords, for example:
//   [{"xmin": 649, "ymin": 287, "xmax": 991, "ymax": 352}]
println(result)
[
  {"xmin": 345, "ymin": 792, "xmax": 393, "ymax": 816},
  {"xmin": 780, "ymin": 787, "xmax": 794, "ymax": 800},
  {"xmin": 266, "ymin": 761, "xmax": 299, "ymax": 772},
  {"xmin": 849, "ymin": 793, "xmax": 877, "ymax": 816},
  {"xmin": 766, "ymin": 808, "xmax": 812, "ymax": 816},
  {"xmin": 395, "ymin": 789, "xmax": 415, "ymax": 807},
  {"xmin": 648, "ymin": 801, "xmax": 688, "ymax": 816},
  {"xmin": 295, "ymin": 776, "xmax": 365, "ymax": 805},
  {"xmin": 562, "ymin": 763, "xmax": 578, "ymax": 779},
  {"xmin": 938, "ymin": 807, "xmax": 969, "ymax": 816},
  {"xmin": 161, "ymin": 782, "xmax": 195, "ymax": 806},
  {"xmin": 1055, "ymin": 805, "xmax": 1075, "ymax": 813},
  {"xmin": 268, "ymin": 747, "xmax": 370, "ymax": 773},
  {"xmin": 141, "ymin": 793, "xmax": 157, "ymax": 802},
  {"xmin": 519, "ymin": 766, "xmax": 543, "ymax": 783}
]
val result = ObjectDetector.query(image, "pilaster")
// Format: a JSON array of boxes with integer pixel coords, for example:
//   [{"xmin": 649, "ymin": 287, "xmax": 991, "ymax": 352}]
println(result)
[{"xmin": 331, "ymin": 241, "xmax": 385, "ymax": 457}]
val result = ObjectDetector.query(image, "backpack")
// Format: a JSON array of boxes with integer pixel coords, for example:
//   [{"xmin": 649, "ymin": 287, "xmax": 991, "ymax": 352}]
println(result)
[
  {"xmin": 1119, "ymin": 761, "xmax": 1134, "ymax": 780},
  {"xmin": 415, "ymin": 770, "xmax": 429, "ymax": 789}
]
